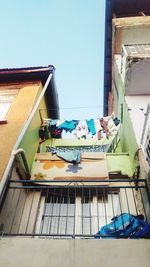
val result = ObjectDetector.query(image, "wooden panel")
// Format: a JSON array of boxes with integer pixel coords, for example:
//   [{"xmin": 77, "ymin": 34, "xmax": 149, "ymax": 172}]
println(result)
[
  {"xmin": 18, "ymin": 191, "xmax": 34, "ymax": 234},
  {"xmin": 26, "ymin": 192, "xmax": 41, "ymax": 234},
  {"xmin": 2, "ymin": 189, "xmax": 22, "ymax": 233},
  {"xmin": 18, "ymin": 191, "xmax": 41, "ymax": 234},
  {"xmin": 35, "ymin": 196, "xmax": 45, "ymax": 234},
  {"xmin": 0, "ymin": 189, "xmax": 15, "ymax": 232},
  {"xmin": 10, "ymin": 189, "xmax": 27, "ymax": 234}
]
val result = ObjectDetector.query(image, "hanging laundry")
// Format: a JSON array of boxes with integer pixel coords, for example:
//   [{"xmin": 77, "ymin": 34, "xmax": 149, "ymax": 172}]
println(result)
[
  {"xmin": 75, "ymin": 120, "xmax": 89, "ymax": 139},
  {"xmin": 99, "ymin": 118, "xmax": 109, "ymax": 139},
  {"xmin": 94, "ymin": 119, "xmax": 103, "ymax": 132},
  {"xmin": 86, "ymin": 119, "xmax": 96, "ymax": 136},
  {"xmin": 58, "ymin": 120, "xmax": 79, "ymax": 133},
  {"xmin": 39, "ymin": 125, "xmax": 49, "ymax": 142},
  {"xmin": 56, "ymin": 119, "xmax": 65, "ymax": 127},
  {"xmin": 113, "ymin": 117, "xmax": 120, "ymax": 126},
  {"xmin": 42, "ymin": 115, "xmax": 117, "ymax": 140},
  {"xmin": 107, "ymin": 118, "xmax": 118, "ymax": 136},
  {"xmin": 48, "ymin": 120, "xmax": 62, "ymax": 138},
  {"xmin": 94, "ymin": 119, "xmax": 103, "ymax": 140},
  {"xmin": 97, "ymin": 130, "xmax": 102, "ymax": 140},
  {"xmin": 56, "ymin": 150, "xmax": 81, "ymax": 164}
]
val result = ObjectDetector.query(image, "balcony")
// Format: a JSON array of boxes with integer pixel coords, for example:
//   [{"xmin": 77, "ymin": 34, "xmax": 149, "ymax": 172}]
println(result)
[{"xmin": 0, "ymin": 179, "xmax": 150, "ymax": 238}]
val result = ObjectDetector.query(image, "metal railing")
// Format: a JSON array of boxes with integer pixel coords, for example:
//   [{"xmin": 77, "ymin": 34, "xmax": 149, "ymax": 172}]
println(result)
[{"xmin": 0, "ymin": 179, "xmax": 150, "ymax": 238}]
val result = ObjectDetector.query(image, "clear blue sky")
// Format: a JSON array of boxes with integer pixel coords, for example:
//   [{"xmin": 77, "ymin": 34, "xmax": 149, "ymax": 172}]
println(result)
[{"xmin": 0, "ymin": 0, "xmax": 106, "ymax": 119}]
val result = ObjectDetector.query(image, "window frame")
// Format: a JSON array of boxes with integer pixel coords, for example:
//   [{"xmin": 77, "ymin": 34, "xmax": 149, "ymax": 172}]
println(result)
[{"xmin": 0, "ymin": 89, "xmax": 18, "ymax": 123}]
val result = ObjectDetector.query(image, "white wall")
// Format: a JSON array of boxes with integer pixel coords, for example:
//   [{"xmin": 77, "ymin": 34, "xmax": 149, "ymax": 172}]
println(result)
[{"xmin": 125, "ymin": 96, "xmax": 150, "ymax": 144}]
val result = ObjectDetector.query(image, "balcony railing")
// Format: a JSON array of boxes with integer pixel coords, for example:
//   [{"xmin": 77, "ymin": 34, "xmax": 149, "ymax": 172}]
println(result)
[{"xmin": 0, "ymin": 179, "xmax": 150, "ymax": 238}]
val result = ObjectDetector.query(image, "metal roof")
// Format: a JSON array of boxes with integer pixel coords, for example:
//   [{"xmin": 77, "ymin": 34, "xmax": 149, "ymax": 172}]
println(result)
[{"xmin": 0, "ymin": 65, "xmax": 55, "ymax": 84}]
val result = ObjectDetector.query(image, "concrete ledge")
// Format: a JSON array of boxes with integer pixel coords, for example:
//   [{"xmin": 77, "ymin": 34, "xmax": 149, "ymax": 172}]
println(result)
[{"xmin": 0, "ymin": 238, "xmax": 150, "ymax": 267}]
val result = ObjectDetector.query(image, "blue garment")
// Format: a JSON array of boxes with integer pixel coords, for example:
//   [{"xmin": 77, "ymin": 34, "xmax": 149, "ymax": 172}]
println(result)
[
  {"xmin": 58, "ymin": 120, "xmax": 79, "ymax": 133},
  {"xmin": 86, "ymin": 119, "xmax": 96, "ymax": 135},
  {"xmin": 56, "ymin": 151, "xmax": 81, "ymax": 164}
]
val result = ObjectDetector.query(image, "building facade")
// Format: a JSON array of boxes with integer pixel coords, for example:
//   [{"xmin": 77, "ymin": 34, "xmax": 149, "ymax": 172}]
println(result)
[{"xmin": 0, "ymin": 1, "xmax": 150, "ymax": 266}]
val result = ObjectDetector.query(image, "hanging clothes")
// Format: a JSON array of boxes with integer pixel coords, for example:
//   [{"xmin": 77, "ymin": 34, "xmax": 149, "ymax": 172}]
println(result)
[
  {"xmin": 56, "ymin": 150, "xmax": 81, "ymax": 164},
  {"xmin": 48, "ymin": 120, "xmax": 62, "ymax": 138},
  {"xmin": 94, "ymin": 119, "xmax": 103, "ymax": 132},
  {"xmin": 75, "ymin": 120, "xmax": 89, "ymax": 139},
  {"xmin": 86, "ymin": 119, "xmax": 96, "ymax": 136},
  {"xmin": 94, "ymin": 119, "xmax": 103, "ymax": 140},
  {"xmin": 39, "ymin": 125, "xmax": 49, "ymax": 141},
  {"xmin": 57, "ymin": 120, "xmax": 79, "ymax": 133},
  {"xmin": 56, "ymin": 119, "xmax": 65, "ymax": 127},
  {"xmin": 99, "ymin": 118, "xmax": 109, "ymax": 139},
  {"xmin": 113, "ymin": 117, "xmax": 120, "ymax": 126}
]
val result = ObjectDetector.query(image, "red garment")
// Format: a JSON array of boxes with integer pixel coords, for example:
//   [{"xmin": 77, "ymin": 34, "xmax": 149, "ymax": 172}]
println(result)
[{"xmin": 99, "ymin": 118, "xmax": 109, "ymax": 139}]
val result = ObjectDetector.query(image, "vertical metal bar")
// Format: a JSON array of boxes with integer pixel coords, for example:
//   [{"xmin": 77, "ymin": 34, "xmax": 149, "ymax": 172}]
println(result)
[
  {"xmin": 96, "ymin": 188, "xmax": 100, "ymax": 232},
  {"xmin": 82, "ymin": 187, "xmax": 84, "ymax": 235},
  {"xmin": 25, "ymin": 189, "xmax": 35, "ymax": 234},
  {"xmin": 118, "ymin": 192, "xmax": 123, "ymax": 214},
  {"xmin": 118, "ymin": 191, "xmax": 125, "ymax": 231},
  {"xmin": 46, "ymin": 188, "xmax": 51, "ymax": 235},
  {"xmin": 49, "ymin": 189, "xmax": 55, "ymax": 235},
  {"xmin": 124, "ymin": 188, "xmax": 134, "ymax": 233},
  {"xmin": 89, "ymin": 188, "xmax": 92, "ymax": 235},
  {"xmin": 40, "ymin": 187, "xmax": 49, "ymax": 234},
  {"xmin": 65, "ymin": 188, "xmax": 69, "ymax": 235},
  {"xmin": 131, "ymin": 188, "xmax": 138, "ymax": 216},
  {"xmin": 33, "ymin": 188, "xmax": 43, "ymax": 235},
  {"xmin": 59, "ymin": 191, "xmax": 64, "ymax": 235},
  {"xmin": 139, "ymin": 187, "xmax": 147, "ymax": 221},
  {"xmin": 103, "ymin": 188, "xmax": 107, "ymax": 225},
  {"xmin": 111, "ymin": 192, "xmax": 116, "ymax": 231},
  {"xmin": 53, "ymin": 192, "xmax": 59, "ymax": 235},
  {"xmin": 57, "ymin": 188, "xmax": 63, "ymax": 235},
  {"xmin": 125, "ymin": 188, "xmax": 130, "ymax": 214},
  {"xmin": 73, "ymin": 188, "xmax": 76, "ymax": 238}
]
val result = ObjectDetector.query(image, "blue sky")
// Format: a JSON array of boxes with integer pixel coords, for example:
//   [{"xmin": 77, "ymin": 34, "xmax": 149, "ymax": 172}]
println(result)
[{"xmin": 0, "ymin": 0, "xmax": 105, "ymax": 119}]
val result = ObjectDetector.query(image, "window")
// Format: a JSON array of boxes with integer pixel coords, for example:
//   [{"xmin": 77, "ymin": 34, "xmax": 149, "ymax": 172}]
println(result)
[
  {"xmin": 39, "ymin": 188, "xmax": 120, "ymax": 237},
  {"xmin": 0, "ymin": 90, "xmax": 18, "ymax": 122}
]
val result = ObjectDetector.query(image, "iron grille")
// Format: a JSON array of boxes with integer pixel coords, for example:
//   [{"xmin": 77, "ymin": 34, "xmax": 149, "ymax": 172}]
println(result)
[{"xmin": 0, "ymin": 179, "xmax": 150, "ymax": 238}]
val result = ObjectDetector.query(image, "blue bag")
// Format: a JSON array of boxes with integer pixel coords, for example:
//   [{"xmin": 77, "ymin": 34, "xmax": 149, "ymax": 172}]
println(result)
[{"xmin": 95, "ymin": 213, "xmax": 150, "ymax": 238}]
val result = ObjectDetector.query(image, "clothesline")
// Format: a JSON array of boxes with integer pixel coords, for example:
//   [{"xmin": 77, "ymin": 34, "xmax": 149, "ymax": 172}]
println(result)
[
  {"xmin": 39, "ymin": 115, "xmax": 120, "ymax": 142},
  {"xmin": 39, "ymin": 103, "xmax": 128, "ymax": 111}
]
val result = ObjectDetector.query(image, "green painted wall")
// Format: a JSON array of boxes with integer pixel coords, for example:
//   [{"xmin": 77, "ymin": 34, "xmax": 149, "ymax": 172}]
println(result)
[
  {"xmin": 107, "ymin": 153, "xmax": 133, "ymax": 177},
  {"xmin": 113, "ymin": 64, "xmax": 138, "ymax": 174},
  {"xmin": 19, "ymin": 85, "xmax": 48, "ymax": 171}
]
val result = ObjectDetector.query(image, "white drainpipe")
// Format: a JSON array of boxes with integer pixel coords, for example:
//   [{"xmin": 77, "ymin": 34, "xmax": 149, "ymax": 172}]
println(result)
[{"xmin": 0, "ymin": 72, "xmax": 53, "ymax": 200}]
